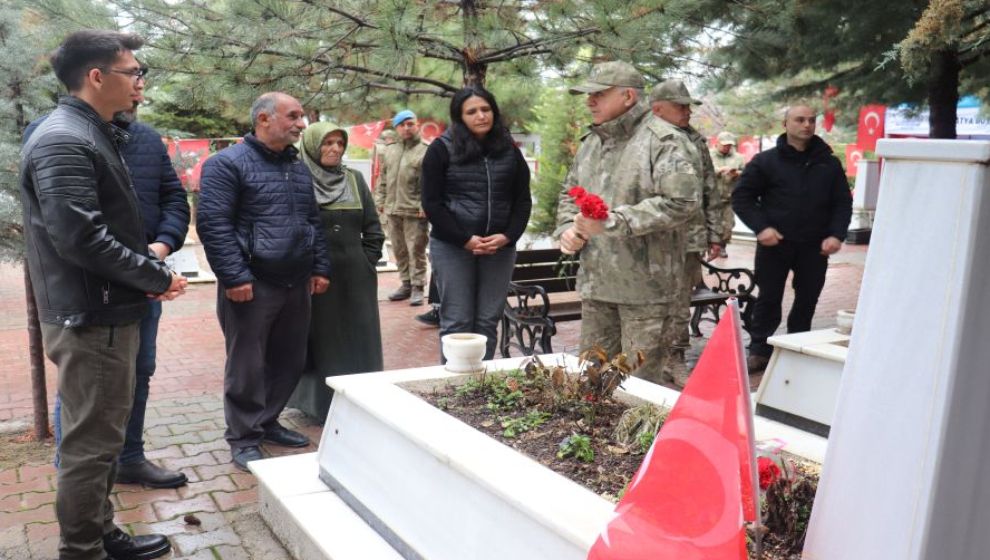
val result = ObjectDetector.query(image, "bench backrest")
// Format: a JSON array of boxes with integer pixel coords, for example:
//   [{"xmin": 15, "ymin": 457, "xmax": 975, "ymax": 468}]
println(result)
[{"xmin": 511, "ymin": 248, "xmax": 578, "ymax": 294}]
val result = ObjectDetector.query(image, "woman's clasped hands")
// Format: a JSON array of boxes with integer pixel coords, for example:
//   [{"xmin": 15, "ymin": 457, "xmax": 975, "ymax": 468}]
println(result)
[{"xmin": 464, "ymin": 233, "xmax": 509, "ymax": 255}]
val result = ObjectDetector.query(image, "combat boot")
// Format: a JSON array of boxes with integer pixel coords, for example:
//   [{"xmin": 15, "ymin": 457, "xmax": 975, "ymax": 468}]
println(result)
[
  {"xmin": 388, "ymin": 282, "xmax": 412, "ymax": 301},
  {"xmin": 409, "ymin": 285, "xmax": 424, "ymax": 306}
]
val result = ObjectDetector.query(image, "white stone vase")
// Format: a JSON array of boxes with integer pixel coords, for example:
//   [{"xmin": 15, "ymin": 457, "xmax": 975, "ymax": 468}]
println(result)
[{"xmin": 441, "ymin": 333, "xmax": 487, "ymax": 373}]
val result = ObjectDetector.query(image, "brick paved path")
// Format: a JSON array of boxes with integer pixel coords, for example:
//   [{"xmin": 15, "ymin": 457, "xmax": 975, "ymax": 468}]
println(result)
[{"xmin": 0, "ymin": 240, "xmax": 865, "ymax": 559}]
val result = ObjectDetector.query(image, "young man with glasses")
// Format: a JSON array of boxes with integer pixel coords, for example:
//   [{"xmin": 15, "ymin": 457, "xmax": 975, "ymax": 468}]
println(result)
[
  {"xmin": 25, "ymin": 62, "xmax": 193, "ymax": 492},
  {"xmin": 20, "ymin": 30, "xmax": 186, "ymax": 560}
]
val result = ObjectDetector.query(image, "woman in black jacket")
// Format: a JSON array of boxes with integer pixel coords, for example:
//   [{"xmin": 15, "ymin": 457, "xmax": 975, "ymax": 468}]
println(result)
[{"xmin": 421, "ymin": 86, "xmax": 532, "ymax": 360}]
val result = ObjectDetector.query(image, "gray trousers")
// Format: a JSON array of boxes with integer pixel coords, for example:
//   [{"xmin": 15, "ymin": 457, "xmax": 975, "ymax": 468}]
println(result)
[
  {"xmin": 42, "ymin": 321, "xmax": 140, "ymax": 560},
  {"xmin": 430, "ymin": 238, "xmax": 516, "ymax": 360},
  {"xmin": 217, "ymin": 279, "xmax": 311, "ymax": 449}
]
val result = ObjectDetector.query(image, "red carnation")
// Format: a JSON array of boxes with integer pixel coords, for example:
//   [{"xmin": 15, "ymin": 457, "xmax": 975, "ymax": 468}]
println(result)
[
  {"xmin": 568, "ymin": 186, "xmax": 587, "ymax": 200},
  {"xmin": 758, "ymin": 456, "xmax": 782, "ymax": 490},
  {"xmin": 567, "ymin": 185, "xmax": 609, "ymax": 220}
]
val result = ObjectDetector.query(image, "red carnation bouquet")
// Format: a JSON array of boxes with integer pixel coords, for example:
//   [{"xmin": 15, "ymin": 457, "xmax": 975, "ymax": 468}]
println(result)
[{"xmin": 567, "ymin": 186, "xmax": 608, "ymax": 220}]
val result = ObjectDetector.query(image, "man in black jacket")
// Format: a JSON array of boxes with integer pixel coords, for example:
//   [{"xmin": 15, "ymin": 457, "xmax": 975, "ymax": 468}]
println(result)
[
  {"xmin": 20, "ymin": 30, "xmax": 186, "ymax": 560},
  {"xmin": 25, "ymin": 99, "xmax": 192, "ymax": 490},
  {"xmin": 732, "ymin": 104, "xmax": 852, "ymax": 372},
  {"xmin": 197, "ymin": 92, "xmax": 331, "ymax": 472}
]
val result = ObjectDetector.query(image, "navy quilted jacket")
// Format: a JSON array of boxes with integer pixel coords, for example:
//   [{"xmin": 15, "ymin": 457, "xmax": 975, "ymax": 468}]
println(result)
[
  {"xmin": 23, "ymin": 116, "xmax": 190, "ymax": 251},
  {"xmin": 116, "ymin": 121, "xmax": 190, "ymax": 251},
  {"xmin": 197, "ymin": 134, "xmax": 331, "ymax": 288}
]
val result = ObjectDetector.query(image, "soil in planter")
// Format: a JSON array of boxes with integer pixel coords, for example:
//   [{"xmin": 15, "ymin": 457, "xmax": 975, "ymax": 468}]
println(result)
[
  {"xmin": 416, "ymin": 368, "xmax": 819, "ymax": 560},
  {"xmin": 419, "ymin": 379, "xmax": 642, "ymax": 500}
]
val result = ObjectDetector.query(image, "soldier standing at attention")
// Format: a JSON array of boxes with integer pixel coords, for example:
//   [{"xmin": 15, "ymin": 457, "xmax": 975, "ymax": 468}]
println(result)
[
  {"xmin": 375, "ymin": 110, "xmax": 430, "ymax": 306},
  {"xmin": 555, "ymin": 62, "xmax": 702, "ymax": 384},
  {"xmin": 649, "ymin": 79, "xmax": 727, "ymax": 387}
]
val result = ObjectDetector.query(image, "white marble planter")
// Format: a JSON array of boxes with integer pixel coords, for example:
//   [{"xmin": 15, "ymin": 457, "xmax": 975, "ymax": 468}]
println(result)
[
  {"xmin": 755, "ymin": 329, "xmax": 850, "ymax": 436},
  {"xmin": 256, "ymin": 355, "xmax": 828, "ymax": 560}
]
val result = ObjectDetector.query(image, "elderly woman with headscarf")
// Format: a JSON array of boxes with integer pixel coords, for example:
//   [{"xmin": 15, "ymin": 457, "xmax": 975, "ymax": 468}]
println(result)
[{"xmin": 287, "ymin": 122, "xmax": 385, "ymax": 421}]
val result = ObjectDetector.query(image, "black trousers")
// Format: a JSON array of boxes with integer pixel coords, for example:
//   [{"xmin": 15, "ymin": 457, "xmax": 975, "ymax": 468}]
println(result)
[
  {"xmin": 217, "ymin": 279, "xmax": 311, "ymax": 449},
  {"xmin": 748, "ymin": 241, "xmax": 829, "ymax": 357}
]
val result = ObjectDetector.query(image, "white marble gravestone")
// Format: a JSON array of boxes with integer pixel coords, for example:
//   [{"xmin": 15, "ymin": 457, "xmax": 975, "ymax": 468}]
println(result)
[{"xmin": 805, "ymin": 139, "xmax": 990, "ymax": 559}]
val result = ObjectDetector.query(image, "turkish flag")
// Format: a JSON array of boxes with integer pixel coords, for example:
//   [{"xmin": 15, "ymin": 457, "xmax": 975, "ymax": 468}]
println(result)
[
  {"xmin": 587, "ymin": 300, "xmax": 758, "ymax": 560},
  {"xmin": 348, "ymin": 120, "xmax": 388, "ymax": 150},
  {"xmin": 418, "ymin": 119, "xmax": 446, "ymax": 143},
  {"xmin": 856, "ymin": 105, "xmax": 886, "ymax": 153},
  {"xmin": 845, "ymin": 144, "xmax": 864, "ymax": 178}
]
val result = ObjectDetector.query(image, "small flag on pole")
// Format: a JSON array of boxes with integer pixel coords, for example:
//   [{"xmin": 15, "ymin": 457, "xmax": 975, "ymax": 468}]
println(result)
[{"xmin": 587, "ymin": 299, "xmax": 758, "ymax": 560}]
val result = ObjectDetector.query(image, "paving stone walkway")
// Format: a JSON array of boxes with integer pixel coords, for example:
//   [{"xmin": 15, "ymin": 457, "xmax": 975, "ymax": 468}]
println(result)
[{"xmin": 0, "ymin": 240, "xmax": 865, "ymax": 559}]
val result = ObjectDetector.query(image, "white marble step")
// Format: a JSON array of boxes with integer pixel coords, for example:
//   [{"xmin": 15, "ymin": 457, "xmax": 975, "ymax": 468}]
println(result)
[{"xmin": 252, "ymin": 453, "xmax": 403, "ymax": 560}]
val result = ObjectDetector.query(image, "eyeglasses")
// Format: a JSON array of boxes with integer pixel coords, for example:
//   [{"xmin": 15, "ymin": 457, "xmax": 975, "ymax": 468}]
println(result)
[{"xmin": 103, "ymin": 66, "xmax": 149, "ymax": 82}]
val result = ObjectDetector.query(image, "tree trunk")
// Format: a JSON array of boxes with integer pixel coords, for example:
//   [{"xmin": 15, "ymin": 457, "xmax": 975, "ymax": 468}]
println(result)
[
  {"xmin": 927, "ymin": 49, "xmax": 960, "ymax": 139},
  {"xmin": 23, "ymin": 266, "xmax": 50, "ymax": 440},
  {"xmin": 460, "ymin": 0, "xmax": 486, "ymax": 87},
  {"xmin": 464, "ymin": 62, "xmax": 487, "ymax": 87}
]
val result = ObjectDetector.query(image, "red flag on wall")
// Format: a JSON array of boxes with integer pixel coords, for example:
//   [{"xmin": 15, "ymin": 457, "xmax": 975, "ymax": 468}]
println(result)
[
  {"xmin": 587, "ymin": 301, "xmax": 758, "ymax": 560},
  {"xmin": 856, "ymin": 105, "xmax": 886, "ymax": 153}
]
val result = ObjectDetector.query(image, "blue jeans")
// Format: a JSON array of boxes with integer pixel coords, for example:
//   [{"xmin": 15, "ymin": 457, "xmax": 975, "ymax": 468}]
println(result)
[
  {"xmin": 55, "ymin": 301, "xmax": 161, "ymax": 467},
  {"xmin": 430, "ymin": 238, "xmax": 517, "ymax": 360}
]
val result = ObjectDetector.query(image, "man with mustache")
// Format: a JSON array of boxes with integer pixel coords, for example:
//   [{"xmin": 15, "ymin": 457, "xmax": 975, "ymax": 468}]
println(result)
[{"xmin": 197, "ymin": 92, "xmax": 331, "ymax": 471}]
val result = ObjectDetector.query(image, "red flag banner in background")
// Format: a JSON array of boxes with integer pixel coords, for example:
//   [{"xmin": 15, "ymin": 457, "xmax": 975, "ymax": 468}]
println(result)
[
  {"xmin": 167, "ymin": 139, "xmax": 211, "ymax": 192},
  {"xmin": 856, "ymin": 105, "xmax": 886, "ymax": 153},
  {"xmin": 418, "ymin": 119, "xmax": 446, "ymax": 143},
  {"xmin": 348, "ymin": 120, "xmax": 388, "ymax": 150},
  {"xmin": 736, "ymin": 136, "xmax": 760, "ymax": 163},
  {"xmin": 844, "ymin": 144, "xmax": 864, "ymax": 178},
  {"xmin": 587, "ymin": 301, "xmax": 757, "ymax": 560}
]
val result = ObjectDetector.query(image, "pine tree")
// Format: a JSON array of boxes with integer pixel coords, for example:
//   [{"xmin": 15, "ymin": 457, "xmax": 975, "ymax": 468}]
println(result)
[{"xmin": 679, "ymin": 0, "xmax": 990, "ymax": 138}]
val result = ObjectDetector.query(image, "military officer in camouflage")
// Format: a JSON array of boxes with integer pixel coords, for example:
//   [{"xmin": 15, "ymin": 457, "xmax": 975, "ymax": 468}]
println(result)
[
  {"xmin": 710, "ymin": 131, "xmax": 745, "ymax": 242},
  {"xmin": 555, "ymin": 62, "xmax": 702, "ymax": 384},
  {"xmin": 375, "ymin": 110, "xmax": 430, "ymax": 306},
  {"xmin": 650, "ymin": 79, "xmax": 727, "ymax": 386}
]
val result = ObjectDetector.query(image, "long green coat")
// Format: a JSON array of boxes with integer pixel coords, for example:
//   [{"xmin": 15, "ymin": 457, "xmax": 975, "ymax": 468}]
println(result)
[{"xmin": 287, "ymin": 169, "xmax": 385, "ymax": 421}]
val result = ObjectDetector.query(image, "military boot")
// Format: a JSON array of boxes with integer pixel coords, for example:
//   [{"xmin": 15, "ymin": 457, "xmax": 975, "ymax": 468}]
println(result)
[
  {"xmin": 388, "ymin": 282, "xmax": 412, "ymax": 301},
  {"xmin": 409, "ymin": 285, "xmax": 424, "ymax": 306}
]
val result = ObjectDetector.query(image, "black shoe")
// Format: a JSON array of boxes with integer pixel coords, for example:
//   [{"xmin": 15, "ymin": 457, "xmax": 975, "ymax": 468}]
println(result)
[
  {"xmin": 415, "ymin": 306, "xmax": 440, "ymax": 327},
  {"xmin": 231, "ymin": 446, "xmax": 264, "ymax": 472},
  {"xmin": 747, "ymin": 354, "xmax": 770, "ymax": 373},
  {"xmin": 103, "ymin": 528, "xmax": 170, "ymax": 560},
  {"xmin": 116, "ymin": 460, "xmax": 188, "ymax": 489},
  {"xmin": 262, "ymin": 424, "xmax": 310, "ymax": 448}
]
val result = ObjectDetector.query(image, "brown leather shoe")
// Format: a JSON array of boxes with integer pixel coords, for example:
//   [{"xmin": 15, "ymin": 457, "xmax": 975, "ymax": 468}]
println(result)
[{"xmin": 747, "ymin": 354, "xmax": 770, "ymax": 373}]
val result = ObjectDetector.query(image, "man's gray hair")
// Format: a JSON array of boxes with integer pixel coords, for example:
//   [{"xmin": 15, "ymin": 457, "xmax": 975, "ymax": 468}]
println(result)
[{"xmin": 250, "ymin": 92, "xmax": 280, "ymax": 124}]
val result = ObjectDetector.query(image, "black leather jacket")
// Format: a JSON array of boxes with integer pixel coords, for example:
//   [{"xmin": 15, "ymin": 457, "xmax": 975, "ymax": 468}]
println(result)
[{"xmin": 20, "ymin": 96, "xmax": 173, "ymax": 327}]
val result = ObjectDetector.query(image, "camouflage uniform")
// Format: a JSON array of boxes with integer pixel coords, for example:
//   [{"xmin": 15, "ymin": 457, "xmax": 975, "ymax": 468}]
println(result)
[
  {"xmin": 374, "ymin": 132, "xmax": 430, "ymax": 289},
  {"xmin": 649, "ymin": 80, "xmax": 729, "ymax": 386},
  {"xmin": 556, "ymin": 71, "xmax": 701, "ymax": 384},
  {"xmin": 709, "ymin": 134, "xmax": 745, "ymax": 242}
]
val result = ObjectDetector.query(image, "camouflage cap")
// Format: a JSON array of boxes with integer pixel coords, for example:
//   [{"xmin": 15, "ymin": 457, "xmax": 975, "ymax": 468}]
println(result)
[
  {"xmin": 569, "ymin": 61, "xmax": 645, "ymax": 94},
  {"xmin": 717, "ymin": 131, "xmax": 737, "ymax": 145},
  {"xmin": 649, "ymin": 79, "xmax": 702, "ymax": 106}
]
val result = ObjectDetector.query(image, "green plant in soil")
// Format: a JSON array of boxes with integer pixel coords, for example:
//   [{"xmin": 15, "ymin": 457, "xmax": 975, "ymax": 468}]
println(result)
[
  {"xmin": 500, "ymin": 411, "xmax": 551, "ymax": 438},
  {"xmin": 557, "ymin": 434, "xmax": 595, "ymax": 463}
]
